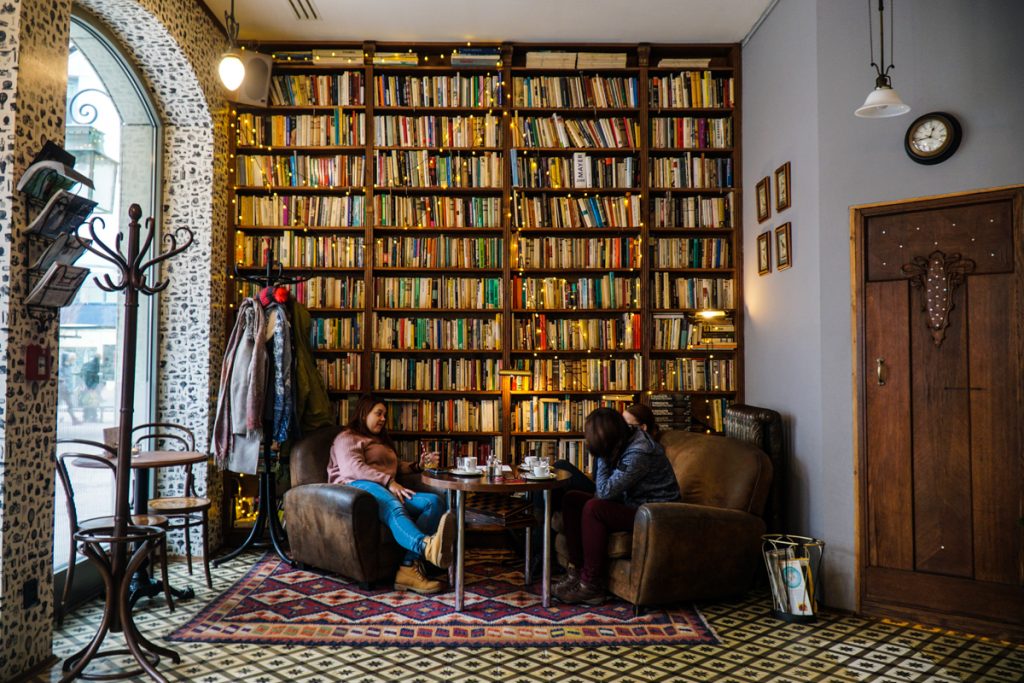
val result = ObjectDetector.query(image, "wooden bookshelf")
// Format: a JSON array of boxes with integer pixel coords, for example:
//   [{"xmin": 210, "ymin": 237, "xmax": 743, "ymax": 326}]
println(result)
[{"xmin": 226, "ymin": 40, "xmax": 742, "ymax": 470}]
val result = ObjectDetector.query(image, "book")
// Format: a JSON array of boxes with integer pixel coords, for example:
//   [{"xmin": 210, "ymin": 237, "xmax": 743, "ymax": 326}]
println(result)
[
  {"xmin": 525, "ymin": 51, "xmax": 576, "ymax": 68},
  {"xmin": 576, "ymin": 52, "xmax": 627, "ymax": 68},
  {"xmin": 657, "ymin": 57, "xmax": 712, "ymax": 68},
  {"xmin": 26, "ymin": 190, "xmax": 98, "ymax": 239},
  {"xmin": 25, "ymin": 262, "xmax": 89, "ymax": 307},
  {"xmin": 30, "ymin": 232, "xmax": 91, "ymax": 271}
]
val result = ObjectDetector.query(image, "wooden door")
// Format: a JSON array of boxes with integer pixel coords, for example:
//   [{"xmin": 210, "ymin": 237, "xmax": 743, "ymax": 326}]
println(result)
[{"xmin": 854, "ymin": 187, "xmax": 1023, "ymax": 640}]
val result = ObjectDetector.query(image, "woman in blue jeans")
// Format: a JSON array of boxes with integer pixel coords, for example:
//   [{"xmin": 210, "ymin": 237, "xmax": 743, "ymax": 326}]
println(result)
[{"xmin": 327, "ymin": 394, "xmax": 455, "ymax": 594}]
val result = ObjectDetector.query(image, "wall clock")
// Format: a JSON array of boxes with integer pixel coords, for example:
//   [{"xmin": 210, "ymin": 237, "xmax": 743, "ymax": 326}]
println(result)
[{"xmin": 904, "ymin": 112, "xmax": 962, "ymax": 165}]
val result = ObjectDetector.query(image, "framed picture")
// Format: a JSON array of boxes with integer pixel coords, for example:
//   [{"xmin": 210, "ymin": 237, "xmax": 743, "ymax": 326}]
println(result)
[
  {"xmin": 775, "ymin": 222, "xmax": 792, "ymax": 270},
  {"xmin": 757, "ymin": 230, "xmax": 772, "ymax": 275},
  {"xmin": 775, "ymin": 162, "xmax": 791, "ymax": 212},
  {"xmin": 756, "ymin": 177, "xmax": 771, "ymax": 223}
]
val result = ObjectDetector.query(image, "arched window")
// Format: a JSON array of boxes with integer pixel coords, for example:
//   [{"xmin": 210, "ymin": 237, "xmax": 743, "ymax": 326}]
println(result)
[{"xmin": 53, "ymin": 13, "xmax": 160, "ymax": 599}]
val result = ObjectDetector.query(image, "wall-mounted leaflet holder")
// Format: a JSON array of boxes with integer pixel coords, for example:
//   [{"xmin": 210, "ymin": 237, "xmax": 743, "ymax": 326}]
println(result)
[{"xmin": 17, "ymin": 141, "xmax": 96, "ymax": 331}]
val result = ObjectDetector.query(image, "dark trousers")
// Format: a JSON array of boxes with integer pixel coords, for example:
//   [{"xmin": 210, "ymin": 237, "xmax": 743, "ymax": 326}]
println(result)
[{"xmin": 561, "ymin": 490, "xmax": 638, "ymax": 586}]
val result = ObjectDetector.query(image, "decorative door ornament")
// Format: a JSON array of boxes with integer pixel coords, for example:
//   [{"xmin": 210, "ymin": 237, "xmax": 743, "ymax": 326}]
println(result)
[{"xmin": 901, "ymin": 250, "xmax": 975, "ymax": 347}]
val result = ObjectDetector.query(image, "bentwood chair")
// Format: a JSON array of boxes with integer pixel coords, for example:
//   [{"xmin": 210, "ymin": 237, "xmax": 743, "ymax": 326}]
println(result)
[
  {"xmin": 130, "ymin": 422, "xmax": 213, "ymax": 589},
  {"xmin": 54, "ymin": 441, "xmax": 173, "ymax": 626}
]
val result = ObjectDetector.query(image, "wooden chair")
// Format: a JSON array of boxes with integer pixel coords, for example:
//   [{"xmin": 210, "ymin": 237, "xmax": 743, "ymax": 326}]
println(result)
[
  {"xmin": 54, "ymin": 441, "xmax": 173, "ymax": 626},
  {"xmin": 131, "ymin": 422, "xmax": 213, "ymax": 589}
]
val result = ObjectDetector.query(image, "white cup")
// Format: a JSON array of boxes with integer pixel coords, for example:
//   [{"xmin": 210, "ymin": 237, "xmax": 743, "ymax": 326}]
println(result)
[
  {"xmin": 458, "ymin": 456, "xmax": 476, "ymax": 471},
  {"xmin": 523, "ymin": 456, "xmax": 538, "ymax": 468},
  {"xmin": 532, "ymin": 464, "xmax": 551, "ymax": 478}
]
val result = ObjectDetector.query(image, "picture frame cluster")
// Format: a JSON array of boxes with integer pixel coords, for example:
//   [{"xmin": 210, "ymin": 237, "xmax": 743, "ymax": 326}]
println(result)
[{"xmin": 756, "ymin": 161, "xmax": 792, "ymax": 275}]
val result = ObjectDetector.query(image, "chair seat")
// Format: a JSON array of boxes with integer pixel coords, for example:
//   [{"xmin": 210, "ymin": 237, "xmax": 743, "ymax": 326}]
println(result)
[
  {"xmin": 80, "ymin": 514, "xmax": 169, "ymax": 530},
  {"xmin": 148, "ymin": 496, "xmax": 211, "ymax": 514}
]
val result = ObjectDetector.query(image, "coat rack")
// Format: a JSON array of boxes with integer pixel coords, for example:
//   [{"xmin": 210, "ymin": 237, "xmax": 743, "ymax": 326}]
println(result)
[
  {"xmin": 60, "ymin": 205, "xmax": 193, "ymax": 683},
  {"xmin": 215, "ymin": 241, "xmax": 304, "ymax": 567}
]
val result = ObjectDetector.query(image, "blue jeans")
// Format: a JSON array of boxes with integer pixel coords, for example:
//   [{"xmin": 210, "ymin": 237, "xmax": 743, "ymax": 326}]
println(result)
[{"xmin": 347, "ymin": 481, "xmax": 444, "ymax": 564}]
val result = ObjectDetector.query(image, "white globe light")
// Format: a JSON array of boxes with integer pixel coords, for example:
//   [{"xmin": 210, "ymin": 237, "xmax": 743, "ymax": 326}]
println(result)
[{"xmin": 219, "ymin": 53, "xmax": 245, "ymax": 91}]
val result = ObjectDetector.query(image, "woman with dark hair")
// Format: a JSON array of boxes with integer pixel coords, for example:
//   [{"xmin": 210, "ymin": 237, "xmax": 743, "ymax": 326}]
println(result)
[
  {"xmin": 328, "ymin": 394, "xmax": 454, "ymax": 594},
  {"xmin": 553, "ymin": 407, "xmax": 680, "ymax": 605},
  {"xmin": 623, "ymin": 403, "xmax": 661, "ymax": 441}
]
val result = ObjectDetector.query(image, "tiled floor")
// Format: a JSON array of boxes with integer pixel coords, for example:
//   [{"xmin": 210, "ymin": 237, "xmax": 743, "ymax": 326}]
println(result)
[{"xmin": 34, "ymin": 553, "xmax": 1023, "ymax": 682}]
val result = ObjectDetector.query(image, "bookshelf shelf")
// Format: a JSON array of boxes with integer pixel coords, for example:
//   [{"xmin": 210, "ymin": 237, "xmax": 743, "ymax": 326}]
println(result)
[{"xmin": 227, "ymin": 40, "xmax": 743, "ymax": 461}]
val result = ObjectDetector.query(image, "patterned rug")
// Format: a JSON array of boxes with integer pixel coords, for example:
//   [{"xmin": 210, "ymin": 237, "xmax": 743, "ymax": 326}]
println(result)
[{"xmin": 168, "ymin": 550, "xmax": 719, "ymax": 648}]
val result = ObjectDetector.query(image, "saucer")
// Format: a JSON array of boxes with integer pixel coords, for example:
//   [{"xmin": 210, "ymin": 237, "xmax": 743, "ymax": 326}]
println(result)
[
  {"xmin": 524, "ymin": 473, "xmax": 556, "ymax": 480},
  {"xmin": 450, "ymin": 469, "xmax": 484, "ymax": 477}
]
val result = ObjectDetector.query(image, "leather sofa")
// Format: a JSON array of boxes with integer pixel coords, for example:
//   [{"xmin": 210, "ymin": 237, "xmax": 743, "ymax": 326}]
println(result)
[
  {"xmin": 282, "ymin": 425, "xmax": 427, "ymax": 584},
  {"xmin": 555, "ymin": 409, "xmax": 777, "ymax": 608}
]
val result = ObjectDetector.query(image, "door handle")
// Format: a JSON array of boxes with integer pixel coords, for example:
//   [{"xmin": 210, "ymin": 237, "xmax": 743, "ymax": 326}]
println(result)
[{"xmin": 876, "ymin": 358, "xmax": 887, "ymax": 386}]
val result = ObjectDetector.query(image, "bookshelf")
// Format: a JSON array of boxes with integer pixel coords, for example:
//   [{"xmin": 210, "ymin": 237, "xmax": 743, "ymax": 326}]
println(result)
[{"xmin": 226, "ymin": 41, "xmax": 742, "ymax": 474}]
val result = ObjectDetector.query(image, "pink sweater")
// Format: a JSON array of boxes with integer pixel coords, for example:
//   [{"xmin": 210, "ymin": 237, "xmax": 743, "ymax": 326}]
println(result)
[{"xmin": 327, "ymin": 429, "xmax": 404, "ymax": 486}]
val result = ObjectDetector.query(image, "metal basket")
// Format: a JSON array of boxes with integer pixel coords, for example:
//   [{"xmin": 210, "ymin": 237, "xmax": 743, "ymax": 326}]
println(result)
[{"xmin": 762, "ymin": 533, "xmax": 825, "ymax": 623}]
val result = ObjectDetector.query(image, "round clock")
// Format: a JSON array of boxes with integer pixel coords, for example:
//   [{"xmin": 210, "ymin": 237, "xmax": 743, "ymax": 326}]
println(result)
[{"xmin": 904, "ymin": 112, "xmax": 962, "ymax": 165}]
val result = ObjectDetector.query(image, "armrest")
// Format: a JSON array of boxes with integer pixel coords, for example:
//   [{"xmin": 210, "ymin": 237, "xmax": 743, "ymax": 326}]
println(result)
[
  {"xmin": 282, "ymin": 483, "xmax": 382, "ymax": 557},
  {"xmin": 628, "ymin": 502, "xmax": 766, "ymax": 603}
]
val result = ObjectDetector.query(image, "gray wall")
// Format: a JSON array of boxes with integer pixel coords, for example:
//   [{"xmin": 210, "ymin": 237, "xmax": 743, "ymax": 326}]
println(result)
[{"xmin": 744, "ymin": 0, "xmax": 1024, "ymax": 610}]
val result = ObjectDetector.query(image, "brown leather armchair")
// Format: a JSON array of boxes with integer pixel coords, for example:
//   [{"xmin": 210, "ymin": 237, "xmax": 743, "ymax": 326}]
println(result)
[
  {"xmin": 282, "ymin": 426, "xmax": 426, "ymax": 584},
  {"xmin": 556, "ymin": 416, "xmax": 775, "ymax": 609}
]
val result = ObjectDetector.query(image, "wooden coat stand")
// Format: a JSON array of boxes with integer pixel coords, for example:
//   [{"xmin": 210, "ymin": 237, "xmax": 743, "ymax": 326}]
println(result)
[{"xmin": 60, "ymin": 205, "xmax": 193, "ymax": 683}]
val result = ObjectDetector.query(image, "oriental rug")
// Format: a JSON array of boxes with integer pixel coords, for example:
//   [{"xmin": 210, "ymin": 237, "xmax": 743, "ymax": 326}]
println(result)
[{"xmin": 168, "ymin": 551, "xmax": 719, "ymax": 648}]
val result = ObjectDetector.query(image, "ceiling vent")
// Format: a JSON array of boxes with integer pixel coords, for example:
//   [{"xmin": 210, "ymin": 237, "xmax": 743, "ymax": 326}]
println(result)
[{"xmin": 287, "ymin": 0, "xmax": 321, "ymax": 20}]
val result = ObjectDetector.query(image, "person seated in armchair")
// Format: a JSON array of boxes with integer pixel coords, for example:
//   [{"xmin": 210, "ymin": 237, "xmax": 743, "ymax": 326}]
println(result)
[
  {"xmin": 622, "ymin": 403, "xmax": 661, "ymax": 441},
  {"xmin": 328, "ymin": 394, "xmax": 455, "ymax": 595},
  {"xmin": 553, "ymin": 407, "xmax": 680, "ymax": 605}
]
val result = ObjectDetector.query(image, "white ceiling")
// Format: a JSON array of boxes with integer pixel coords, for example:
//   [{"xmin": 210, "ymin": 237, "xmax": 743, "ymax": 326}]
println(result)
[{"xmin": 202, "ymin": 0, "xmax": 775, "ymax": 44}]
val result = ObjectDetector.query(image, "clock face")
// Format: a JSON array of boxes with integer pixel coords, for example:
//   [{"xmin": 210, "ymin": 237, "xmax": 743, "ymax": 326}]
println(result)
[{"xmin": 905, "ymin": 112, "xmax": 962, "ymax": 165}]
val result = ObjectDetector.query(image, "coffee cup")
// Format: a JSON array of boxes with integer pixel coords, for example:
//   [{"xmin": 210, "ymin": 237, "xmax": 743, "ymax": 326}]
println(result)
[
  {"xmin": 523, "ymin": 456, "xmax": 538, "ymax": 468},
  {"xmin": 532, "ymin": 464, "xmax": 551, "ymax": 478},
  {"xmin": 458, "ymin": 456, "xmax": 476, "ymax": 472}
]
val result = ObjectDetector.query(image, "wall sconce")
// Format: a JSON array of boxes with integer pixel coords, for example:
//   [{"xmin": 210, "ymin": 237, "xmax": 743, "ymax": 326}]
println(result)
[
  {"xmin": 855, "ymin": 0, "xmax": 910, "ymax": 118},
  {"xmin": 218, "ymin": 0, "xmax": 245, "ymax": 91}
]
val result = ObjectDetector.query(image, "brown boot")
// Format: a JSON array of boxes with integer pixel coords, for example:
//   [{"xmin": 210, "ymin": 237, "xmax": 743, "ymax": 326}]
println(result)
[
  {"xmin": 553, "ymin": 577, "xmax": 605, "ymax": 606},
  {"xmin": 422, "ymin": 510, "xmax": 455, "ymax": 569},
  {"xmin": 394, "ymin": 562, "xmax": 443, "ymax": 595},
  {"xmin": 552, "ymin": 565, "xmax": 579, "ymax": 593}
]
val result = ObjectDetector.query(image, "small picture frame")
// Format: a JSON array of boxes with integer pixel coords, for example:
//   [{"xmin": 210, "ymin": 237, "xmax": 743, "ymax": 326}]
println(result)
[
  {"xmin": 775, "ymin": 222, "xmax": 792, "ymax": 271},
  {"xmin": 756, "ymin": 177, "xmax": 771, "ymax": 223},
  {"xmin": 757, "ymin": 230, "xmax": 772, "ymax": 275},
  {"xmin": 775, "ymin": 162, "xmax": 791, "ymax": 212}
]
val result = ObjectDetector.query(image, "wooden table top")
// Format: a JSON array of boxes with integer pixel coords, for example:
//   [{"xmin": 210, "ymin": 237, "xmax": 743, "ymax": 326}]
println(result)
[
  {"xmin": 73, "ymin": 450, "xmax": 207, "ymax": 469},
  {"xmin": 422, "ymin": 467, "xmax": 570, "ymax": 493}
]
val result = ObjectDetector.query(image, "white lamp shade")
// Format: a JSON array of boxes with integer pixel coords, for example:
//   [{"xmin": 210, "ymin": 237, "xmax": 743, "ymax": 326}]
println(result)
[
  {"xmin": 855, "ymin": 85, "xmax": 910, "ymax": 118},
  {"xmin": 219, "ymin": 53, "xmax": 246, "ymax": 91}
]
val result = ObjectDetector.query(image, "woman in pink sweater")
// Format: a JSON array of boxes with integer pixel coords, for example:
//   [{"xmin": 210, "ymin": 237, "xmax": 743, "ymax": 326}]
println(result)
[{"xmin": 328, "ymin": 394, "xmax": 454, "ymax": 594}]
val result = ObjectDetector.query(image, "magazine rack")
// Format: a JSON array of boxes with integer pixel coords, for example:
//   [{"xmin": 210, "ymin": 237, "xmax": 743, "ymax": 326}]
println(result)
[
  {"xmin": 762, "ymin": 534, "xmax": 825, "ymax": 624},
  {"xmin": 59, "ymin": 204, "xmax": 193, "ymax": 683}
]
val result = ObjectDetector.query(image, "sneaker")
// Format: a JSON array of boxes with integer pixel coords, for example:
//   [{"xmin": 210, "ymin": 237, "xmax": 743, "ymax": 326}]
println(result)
[
  {"xmin": 553, "ymin": 578, "xmax": 605, "ymax": 606},
  {"xmin": 422, "ymin": 510, "xmax": 455, "ymax": 569},
  {"xmin": 394, "ymin": 563, "xmax": 443, "ymax": 595}
]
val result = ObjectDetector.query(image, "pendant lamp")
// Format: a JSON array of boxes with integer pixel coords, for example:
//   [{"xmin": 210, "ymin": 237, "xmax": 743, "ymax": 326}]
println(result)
[
  {"xmin": 855, "ymin": 0, "xmax": 910, "ymax": 118},
  {"xmin": 218, "ymin": 0, "xmax": 245, "ymax": 91}
]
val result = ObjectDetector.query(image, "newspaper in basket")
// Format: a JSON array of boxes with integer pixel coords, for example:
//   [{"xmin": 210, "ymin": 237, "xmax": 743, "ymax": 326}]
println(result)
[{"xmin": 762, "ymin": 534, "xmax": 824, "ymax": 623}]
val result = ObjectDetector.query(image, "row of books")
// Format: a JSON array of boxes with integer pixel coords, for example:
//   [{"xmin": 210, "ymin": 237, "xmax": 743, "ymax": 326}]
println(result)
[
  {"xmin": 701, "ymin": 397, "xmax": 733, "ymax": 433},
  {"xmin": 649, "ymin": 358, "xmax": 737, "ymax": 392},
  {"xmin": 237, "ymin": 233, "xmax": 365, "ymax": 269},
  {"xmin": 393, "ymin": 439, "xmax": 498, "ymax": 464},
  {"xmin": 514, "ymin": 115, "xmax": 640, "ymax": 149},
  {"xmin": 651, "ymin": 274, "xmax": 735, "ymax": 309},
  {"xmin": 373, "ymin": 356, "xmax": 503, "ymax": 391},
  {"xmin": 237, "ymin": 112, "xmax": 366, "ymax": 148},
  {"xmin": 374, "ymin": 235, "xmax": 503, "ymax": 269},
  {"xmin": 316, "ymin": 356, "xmax": 361, "ymax": 390},
  {"xmin": 235, "ymin": 153, "xmax": 366, "ymax": 188},
  {"xmin": 650, "ymin": 116, "xmax": 733, "ymax": 149},
  {"xmin": 245, "ymin": 276, "xmax": 365, "ymax": 309},
  {"xmin": 651, "ymin": 237, "xmax": 732, "ymax": 269},
  {"xmin": 449, "ymin": 47, "xmax": 501, "ymax": 68},
  {"xmin": 511, "ymin": 396, "xmax": 631, "ymax": 432},
  {"xmin": 269, "ymin": 73, "xmax": 365, "ymax": 107},
  {"xmin": 372, "ymin": 194, "xmax": 498, "ymax": 229},
  {"xmin": 649, "ymin": 72, "xmax": 735, "ymax": 109},
  {"xmin": 374, "ymin": 74, "xmax": 503, "ymax": 108},
  {"xmin": 237, "ymin": 194, "xmax": 365, "ymax": 227},
  {"xmin": 311, "ymin": 316, "xmax": 362, "ymax": 350},
  {"xmin": 512, "ymin": 75, "xmax": 639, "ymax": 109},
  {"xmin": 373, "ymin": 51, "xmax": 420, "ymax": 66},
  {"xmin": 651, "ymin": 194, "xmax": 733, "ymax": 229},
  {"xmin": 374, "ymin": 150, "xmax": 503, "ymax": 188},
  {"xmin": 652, "ymin": 314, "xmax": 693, "ymax": 351},
  {"xmin": 514, "ymin": 235, "xmax": 640, "ymax": 269},
  {"xmin": 506, "ymin": 357, "xmax": 642, "ymax": 392},
  {"xmin": 524, "ymin": 51, "xmax": 627, "ymax": 69},
  {"xmin": 511, "ymin": 153, "xmax": 638, "ymax": 189},
  {"xmin": 512, "ymin": 194, "xmax": 642, "ymax": 229},
  {"xmin": 512, "ymin": 313, "xmax": 641, "ymax": 351},
  {"xmin": 384, "ymin": 398, "xmax": 501, "ymax": 432},
  {"xmin": 650, "ymin": 154, "xmax": 733, "ymax": 190},
  {"xmin": 373, "ymin": 314, "xmax": 502, "ymax": 351},
  {"xmin": 374, "ymin": 276, "xmax": 503, "ymax": 309},
  {"xmin": 512, "ymin": 275, "xmax": 640, "ymax": 310},
  {"xmin": 374, "ymin": 114, "xmax": 502, "ymax": 148}
]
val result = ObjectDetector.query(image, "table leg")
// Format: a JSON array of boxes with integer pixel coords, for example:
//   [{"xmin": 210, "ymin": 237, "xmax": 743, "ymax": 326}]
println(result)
[
  {"xmin": 455, "ymin": 489, "xmax": 465, "ymax": 612},
  {"xmin": 542, "ymin": 490, "xmax": 551, "ymax": 608},
  {"xmin": 524, "ymin": 527, "xmax": 532, "ymax": 586}
]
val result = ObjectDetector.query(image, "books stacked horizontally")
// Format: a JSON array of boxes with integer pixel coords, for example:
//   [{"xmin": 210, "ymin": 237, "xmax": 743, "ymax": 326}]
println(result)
[
  {"xmin": 525, "ymin": 51, "xmax": 577, "ymax": 69},
  {"xmin": 687, "ymin": 319, "xmax": 737, "ymax": 349},
  {"xmin": 657, "ymin": 57, "xmax": 711, "ymax": 68},
  {"xmin": 373, "ymin": 51, "xmax": 419, "ymax": 66},
  {"xmin": 650, "ymin": 393, "xmax": 692, "ymax": 432},
  {"xmin": 576, "ymin": 52, "xmax": 628, "ymax": 69},
  {"xmin": 450, "ymin": 47, "xmax": 500, "ymax": 67},
  {"xmin": 312, "ymin": 48, "xmax": 363, "ymax": 66}
]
